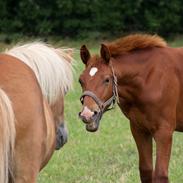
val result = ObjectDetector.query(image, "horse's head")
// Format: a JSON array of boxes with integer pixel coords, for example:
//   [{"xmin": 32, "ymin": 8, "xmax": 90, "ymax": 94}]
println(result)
[{"xmin": 79, "ymin": 44, "xmax": 118, "ymax": 132}]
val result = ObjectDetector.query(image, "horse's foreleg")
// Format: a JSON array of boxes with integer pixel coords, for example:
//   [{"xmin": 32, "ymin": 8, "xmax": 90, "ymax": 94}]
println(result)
[
  {"xmin": 13, "ymin": 156, "xmax": 39, "ymax": 183},
  {"xmin": 130, "ymin": 123, "xmax": 153, "ymax": 183},
  {"xmin": 153, "ymin": 126, "xmax": 173, "ymax": 183}
]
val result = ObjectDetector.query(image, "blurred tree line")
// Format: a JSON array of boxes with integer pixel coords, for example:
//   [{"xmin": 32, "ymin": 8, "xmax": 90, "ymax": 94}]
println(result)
[{"xmin": 0, "ymin": 0, "xmax": 182, "ymax": 39}]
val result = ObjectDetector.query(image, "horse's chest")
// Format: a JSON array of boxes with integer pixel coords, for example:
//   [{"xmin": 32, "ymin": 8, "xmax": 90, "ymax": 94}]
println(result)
[
  {"xmin": 125, "ymin": 106, "xmax": 145, "ymax": 123},
  {"xmin": 119, "ymin": 99, "xmax": 149, "ymax": 129}
]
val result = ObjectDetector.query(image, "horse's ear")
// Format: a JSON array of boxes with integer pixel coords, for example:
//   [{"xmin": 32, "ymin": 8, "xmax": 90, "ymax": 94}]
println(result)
[
  {"xmin": 80, "ymin": 45, "xmax": 90, "ymax": 65},
  {"xmin": 100, "ymin": 44, "xmax": 110, "ymax": 64}
]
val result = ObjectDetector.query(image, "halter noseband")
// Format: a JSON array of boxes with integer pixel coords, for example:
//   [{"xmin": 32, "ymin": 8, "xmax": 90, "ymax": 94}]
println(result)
[{"xmin": 80, "ymin": 63, "xmax": 119, "ymax": 114}]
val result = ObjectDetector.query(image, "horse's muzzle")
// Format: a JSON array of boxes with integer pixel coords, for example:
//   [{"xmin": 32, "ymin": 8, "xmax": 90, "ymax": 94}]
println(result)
[
  {"xmin": 79, "ymin": 109, "xmax": 102, "ymax": 132},
  {"xmin": 55, "ymin": 123, "xmax": 68, "ymax": 150}
]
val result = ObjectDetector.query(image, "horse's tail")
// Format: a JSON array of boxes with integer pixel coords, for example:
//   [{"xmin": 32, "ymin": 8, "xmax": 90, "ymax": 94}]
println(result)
[{"xmin": 0, "ymin": 88, "xmax": 16, "ymax": 183}]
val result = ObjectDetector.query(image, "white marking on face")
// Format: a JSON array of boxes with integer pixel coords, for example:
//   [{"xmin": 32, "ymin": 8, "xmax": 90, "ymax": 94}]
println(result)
[{"xmin": 89, "ymin": 67, "xmax": 98, "ymax": 76}]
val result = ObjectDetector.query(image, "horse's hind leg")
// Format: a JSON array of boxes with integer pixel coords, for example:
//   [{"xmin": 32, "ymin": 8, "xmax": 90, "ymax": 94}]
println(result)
[{"xmin": 130, "ymin": 123, "xmax": 153, "ymax": 183}]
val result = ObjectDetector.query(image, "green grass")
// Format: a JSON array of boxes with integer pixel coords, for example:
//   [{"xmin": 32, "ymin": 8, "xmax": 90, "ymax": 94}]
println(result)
[{"xmin": 1, "ymin": 36, "xmax": 183, "ymax": 183}]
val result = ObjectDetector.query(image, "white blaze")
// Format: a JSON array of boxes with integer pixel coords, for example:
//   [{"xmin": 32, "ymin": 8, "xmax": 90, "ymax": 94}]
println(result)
[{"xmin": 89, "ymin": 67, "xmax": 98, "ymax": 76}]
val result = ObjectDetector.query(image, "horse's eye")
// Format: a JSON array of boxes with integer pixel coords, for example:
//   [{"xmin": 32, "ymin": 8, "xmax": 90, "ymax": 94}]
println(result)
[
  {"xmin": 104, "ymin": 78, "xmax": 110, "ymax": 84},
  {"xmin": 79, "ymin": 78, "xmax": 84, "ymax": 86}
]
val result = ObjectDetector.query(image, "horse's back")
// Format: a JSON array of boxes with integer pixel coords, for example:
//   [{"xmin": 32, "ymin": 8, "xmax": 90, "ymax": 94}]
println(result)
[{"xmin": 0, "ymin": 54, "xmax": 50, "ymax": 180}]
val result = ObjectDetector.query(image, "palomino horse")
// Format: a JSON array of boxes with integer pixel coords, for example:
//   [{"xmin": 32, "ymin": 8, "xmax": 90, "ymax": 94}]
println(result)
[
  {"xmin": 0, "ymin": 42, "xmax": 73, "ymax": 183},
  {"xmin": 78, "ymin": 34, "xmax": 182, "ymax": 183}
]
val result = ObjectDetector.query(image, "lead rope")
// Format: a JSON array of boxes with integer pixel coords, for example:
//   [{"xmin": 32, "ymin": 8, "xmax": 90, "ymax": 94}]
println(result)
[{"xmin": 110, "ymin": 62, "xmax": 120, "ymax": 104}]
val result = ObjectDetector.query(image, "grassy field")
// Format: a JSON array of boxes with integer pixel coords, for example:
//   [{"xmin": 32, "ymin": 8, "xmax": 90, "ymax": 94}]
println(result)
[{"xmin": 2, "ymin": 36, "xmax": 183, "ymax": 183}]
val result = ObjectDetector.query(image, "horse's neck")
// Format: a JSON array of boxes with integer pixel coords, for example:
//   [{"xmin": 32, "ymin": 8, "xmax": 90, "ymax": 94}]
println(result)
[{"xmin": 113, "ymin": 53, "xmax": 147, "ymax": 102}]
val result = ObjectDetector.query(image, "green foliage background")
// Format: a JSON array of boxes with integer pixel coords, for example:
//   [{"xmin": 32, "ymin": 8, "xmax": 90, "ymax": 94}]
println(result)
[{"xmin": 0, "ymin": 0, "xmax": 183, "ymax": 38}]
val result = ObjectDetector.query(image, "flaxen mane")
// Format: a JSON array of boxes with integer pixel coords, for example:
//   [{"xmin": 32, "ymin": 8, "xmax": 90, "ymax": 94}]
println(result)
[
  {"xmin": 107, "ymin": 34, "xmax": 167, "ymax": 56},
  {"xmin": 5, "ymin": 42, "xmax": 74, "ymax": 105}
]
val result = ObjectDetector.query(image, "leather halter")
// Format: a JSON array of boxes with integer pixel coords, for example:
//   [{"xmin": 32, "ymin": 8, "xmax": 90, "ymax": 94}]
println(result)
[{"xmin": 80, "ymin": 63, "xmax": 119, "ymax": 114}]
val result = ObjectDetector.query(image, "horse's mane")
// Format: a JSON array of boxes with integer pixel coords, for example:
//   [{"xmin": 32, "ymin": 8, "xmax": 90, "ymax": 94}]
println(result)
[
  {"xmin": 5, "ymin": 42, "xmax": 74, "ymax": 105},
  {"xmin": 107, "ymin": 34, "xmax": 167, "ymax": 57}
]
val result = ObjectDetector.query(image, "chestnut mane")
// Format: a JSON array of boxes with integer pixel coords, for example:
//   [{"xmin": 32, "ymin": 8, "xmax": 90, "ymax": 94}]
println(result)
[{"xmin": 107, "ymin": 34, "xmax": 167, "ymax": 57}]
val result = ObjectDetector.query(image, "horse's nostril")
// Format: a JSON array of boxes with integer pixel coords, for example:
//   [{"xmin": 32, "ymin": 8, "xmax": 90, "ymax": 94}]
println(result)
[{"xmin": 94, "ymin": 110, "xmax": 98, "ymax": 115}]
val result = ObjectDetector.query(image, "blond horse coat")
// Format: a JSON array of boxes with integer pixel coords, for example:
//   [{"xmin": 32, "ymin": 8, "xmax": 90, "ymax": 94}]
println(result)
[
  {"xmin": 0, "ymin": 42, "xmax": 73, "ymax": 183},
  {"xmin": 6, "ymin": 42, "xmax": 73, "ymax": 130}
]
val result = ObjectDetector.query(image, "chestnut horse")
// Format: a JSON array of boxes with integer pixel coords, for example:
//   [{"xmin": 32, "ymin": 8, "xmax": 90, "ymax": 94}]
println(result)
[
  {"xmin": 0, "ymin": 42, "xmax": 73, "ymax": 183},
  {"xmin": 78, "ymin": 34, "xmax": 183, "ymax": 183}
]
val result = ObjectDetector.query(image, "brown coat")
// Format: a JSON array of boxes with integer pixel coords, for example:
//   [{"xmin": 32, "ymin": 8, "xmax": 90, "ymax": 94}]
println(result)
[{"xmin": 79, "ymin": 34, "xmax": 182, "ymax": 183}]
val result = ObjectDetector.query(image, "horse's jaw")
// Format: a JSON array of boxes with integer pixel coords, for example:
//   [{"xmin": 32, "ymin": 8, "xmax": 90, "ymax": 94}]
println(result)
[
  {"xmin": 85, "ymin": 111, "xmax": 103, "ymax": 132},
  {"xmin": 86, "ymin": 121, "xmax": 98, "ymax": 132}
]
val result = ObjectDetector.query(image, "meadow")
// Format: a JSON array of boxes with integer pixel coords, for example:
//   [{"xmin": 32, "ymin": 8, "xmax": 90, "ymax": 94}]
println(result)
[{"xmin": 2, "ymin": 36, "xmax": 183, "ymax": 183}]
